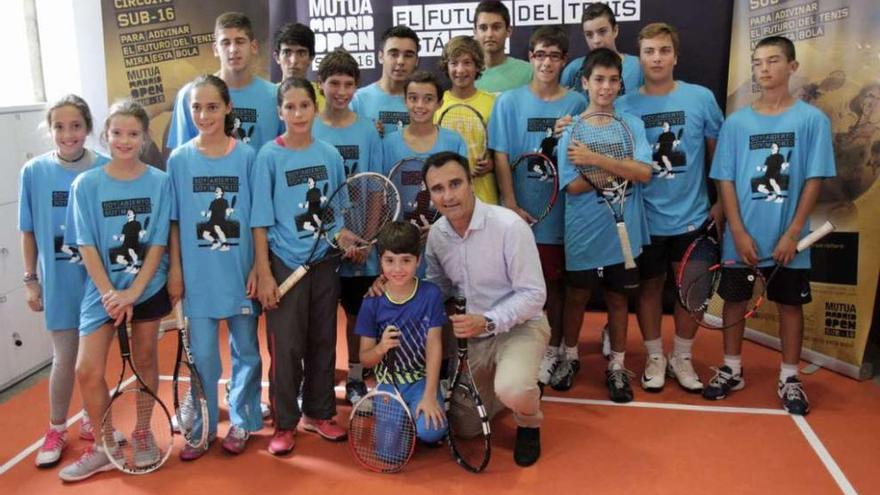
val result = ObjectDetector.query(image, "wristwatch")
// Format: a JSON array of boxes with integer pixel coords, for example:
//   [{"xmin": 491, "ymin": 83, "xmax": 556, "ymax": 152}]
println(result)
[
  {"xmin": 23, "ymin": 272, "xmax": 39, "ymax": 283},
  {"xmin": 484, "ymin": 316, "xmax": 496, "ymax": 335}
]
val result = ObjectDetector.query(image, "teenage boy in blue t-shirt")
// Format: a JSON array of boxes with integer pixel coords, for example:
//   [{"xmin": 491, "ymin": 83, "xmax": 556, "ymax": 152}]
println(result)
[
  {"xmin": 615, "ymin": 23, "xmax": 725, "ymax": 394},
  {"xmin": 555, "ymin": 48, "xmax": 652, "ymax": 402},
  {"xmin": 706, "ymin": 36, "xmax": 835, "ymax": 415}
]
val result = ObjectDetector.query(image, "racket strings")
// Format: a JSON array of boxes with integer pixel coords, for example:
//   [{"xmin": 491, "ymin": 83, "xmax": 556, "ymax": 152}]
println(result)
[
  {"xmin": 389, "ymin": 159, "xmax": 435, "ymax": 224},
  {"xmin": 174, "ymin": 364, "xmax": 206, "ymax": 446},
  {"xmin": 511, "ymin": 153, "xmax": 558, "ymax": 222},
  {"xmin": 689, "ymin": 267, "xmax": 766, "ymax": 329},
  {"xmin": 439, "ymin": 108, "xmax": 487, "ymax": 160},
  {"xmin": 571, "ymin": 117, "xmax": 634, "ymax": 189},
  {"xmin": 102, "ymin": 388, "xmax": 173, "ymax": 472},
  {"xmin": 326, "ymin": 174, "xmax": 401, "ymax": 247},
  {"xmin": 446, "ymin": 370, "xmax": 491, "ymax": 472},
  {"xmin": 678, "ymin": 239, "xmax": 722, "ymax": 312}
]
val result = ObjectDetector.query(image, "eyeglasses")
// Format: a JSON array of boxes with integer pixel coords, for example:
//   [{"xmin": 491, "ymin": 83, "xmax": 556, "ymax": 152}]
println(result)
[{"xmin": 531, "ymin": 51, "xmax": 564, "ymax": 62}]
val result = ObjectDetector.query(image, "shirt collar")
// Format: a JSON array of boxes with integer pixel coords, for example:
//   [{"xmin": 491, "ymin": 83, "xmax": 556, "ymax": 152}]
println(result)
[{"xmin": 438, "ymin": 197, "xmax": 488, "ymax": 239}]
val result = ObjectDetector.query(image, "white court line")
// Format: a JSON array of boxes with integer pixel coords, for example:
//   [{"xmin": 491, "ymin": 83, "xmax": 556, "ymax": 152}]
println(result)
[
  {"xmin": 542, "ymin": 395, "xmax": 789, "ymax": 416},
  {"xmin": 791, "ymin": 415, "xmax": 857, "ymax": 495},
  {"xmin": 0, "ymin": 375, "xmax": 137, "ymax": 476}
]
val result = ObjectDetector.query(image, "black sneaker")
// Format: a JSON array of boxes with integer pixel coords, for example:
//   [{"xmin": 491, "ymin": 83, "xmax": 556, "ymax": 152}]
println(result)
[
  {"xmin": 549, "ymin": 358, "xmax": 580, "ymax": 392},
  {"xmin": 778, "ymin": 376, "xmax": 810, "ymax": 415},
  {"xmin": 513, "ymin": 427, "xmax": 541, "ymax": 467},
  {"xmin": 345, "ymin": 379, "xmax": 368, "ymax": 405},
  {"xmin": 606, "ymin": 367, "xmax": 634, "ymax": 403},
  {"xmin": 702, "ymin": 366, "xmax": 745, "ymax": 400}
]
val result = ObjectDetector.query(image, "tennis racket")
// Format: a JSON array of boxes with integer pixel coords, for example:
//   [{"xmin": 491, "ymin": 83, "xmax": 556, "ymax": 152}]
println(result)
[
  {"xmin": 349, "ymin": 326, "xmax": 417, "ymax": 473},
  {"xmin": 570, "ymin": 112, "xmax": 637, "ymax": 269},
  {"xmin": 676, "ymin": 220, "xmax": 721, "ymax": 309},
  {"xmin": 171, "ymin": 302, "xmax": 209, "ymax": 449},
  {"xmin": 437, "ymin": 104, "xmax": 489, "ymax": 173},
  {"xmin": 509, "ymin": 152, "xmax": 559, "ymax": 225},
  {"xmin": 277, "ymin": 172, "xmax": 400, "ymax": 296},
  {"xmin": 445, "ymin": 296, "xmax": 491, "ymax": 473},
  {"xmin": 680, "ymin": 221, "xmax": 835, "ymax": 330},
  {"xmin": 100, "ymin": 321, "xmax": 174, "ymax": 474},
  {"xmin": 387, "ymin": 156, "xmax": 438, "ymax": 227}
]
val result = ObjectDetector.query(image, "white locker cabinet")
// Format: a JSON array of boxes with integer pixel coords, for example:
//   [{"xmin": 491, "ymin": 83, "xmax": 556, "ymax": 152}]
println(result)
[{"xmin": 0, "ymin": 285, "xmax": 52, "ymax": 390}]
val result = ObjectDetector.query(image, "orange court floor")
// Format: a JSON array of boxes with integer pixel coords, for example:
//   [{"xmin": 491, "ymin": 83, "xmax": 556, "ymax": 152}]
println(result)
[{"xmin": 0, "ymin": 310, "xmax": 878, "ymax": 495}]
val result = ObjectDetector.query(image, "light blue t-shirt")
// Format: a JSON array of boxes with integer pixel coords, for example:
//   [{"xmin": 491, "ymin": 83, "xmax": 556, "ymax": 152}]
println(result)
[
  {"xmin": 250, "ymin": 139, "xmax": 347, "ymax": 270},
  {"xmin": 382, "ymin": 128, "xmax": 468, "ymax": 278},
  {"xmin": 167, "ymin": 139, "xmax": 257, "ymax": 319},
  {"xmin": 562, "ymin": 53, "xmax": 643, "ymax": 101},
  {"xmin": 709, "ymin": 100, "xmax": 836, "ymax": 269},
  {"xmin": 313, "ymin": 115, "xmax": 384, "ymax": 277},
  {"xmin": 350, "ymin": 82, "xmax": 409, "ymax": 137},
  {"xmin": 68, "ymin": 166, "xmax": 171, "ymax": 335},
  {"xmin": 166, "ymin": 77, "xmax": 283, "ymax": 153},
  {"xmin": 18, "ymin": 151, "xmax": 109, "ymax": 330},
  {"xmin": 489, "ymin": 85, "xmax": 587, "ymax": 244},
  {"xmin": 558, "ymin": 112, "xmax": 652, "ymax": 270},
  {"xmin": 616, "ymin": 81, "xmax": 724, "ymax": 236}
]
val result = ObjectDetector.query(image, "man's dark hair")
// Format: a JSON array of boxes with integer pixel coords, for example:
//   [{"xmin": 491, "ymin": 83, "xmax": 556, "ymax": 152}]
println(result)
[
  {"xmin": 529, "ymin": 26, "xmax": 569, "ymax": 55},
  {"xmin": 422, "ymin": 151, "xmax": 471, "ymax": 185},
  {"xmin": 754, "ymin": 35, "xmax": 796, "ymax": 62},
  {"xmin": 582, "ymin": 2, "xmax": 617, "ymax": 27},
  {"xmin": 474, "ymin": 0, "xmax": 511, "ymax": 28},
  {"xmin": 273, "ymin": 22, "xmax": 315, "ymax": 58},
  {"xmin": 381, "ymin": 25, "xmax": 421, "ymax": 52},
  {"xmin": 581, "ymin": 47, "xmax": 622, "ymax": 80},
  {"xmin": 377, "ymin": 221, "xmax": 421, "ymax": 258}
]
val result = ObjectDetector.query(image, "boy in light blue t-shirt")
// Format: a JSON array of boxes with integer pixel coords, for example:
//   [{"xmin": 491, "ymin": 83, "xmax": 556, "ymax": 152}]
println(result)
[{"xmin": 706, "ymin": 37, "xmax": 835, "ymax": 415}]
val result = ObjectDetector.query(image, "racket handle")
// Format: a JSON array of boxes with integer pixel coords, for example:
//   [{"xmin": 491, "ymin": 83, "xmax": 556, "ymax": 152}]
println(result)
[
  {"xmin": 278, "ymin": 265, "xmax": 309, "ymax": 296},
  {"xmin": 796, "ymin": 221, "xmax": 834, "ymax": 252},
  {"xmin": 173, "ymin": 301, "xmax": 184, "ymax": 329},
  {"xmin": 616, "ymin": 222, "xmax": 637, "ymax": 269}
]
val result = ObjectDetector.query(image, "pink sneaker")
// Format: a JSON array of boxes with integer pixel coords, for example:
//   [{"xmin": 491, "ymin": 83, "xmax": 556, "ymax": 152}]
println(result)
[
  {"xmin": 35, "ymin": 428, "xmax": 67, "ymax": 468},
  {"xmin": 79, "ymin": 416, "xmax": 95, "ymax": 442},
  {"xmin": 179, "ymin": 442, "xmax": 210, "ymax": 462},
  {"xmin": 302, "ymin": 417, "xmax": 347, "ymax": 442},
  {"xmin": 268, "ymin": 429, "xmax": 295, "ymax": 456}
]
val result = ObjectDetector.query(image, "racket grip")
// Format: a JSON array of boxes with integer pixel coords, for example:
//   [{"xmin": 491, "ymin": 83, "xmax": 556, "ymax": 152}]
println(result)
[
  {"xmin": 278, "ymin": 265, "xmax": 308, "ymax": 296},
  {"xmin": 616, "ymin": 222, "xmax": 637, "ymax": 269},
  {"xmin": 796, "ymin": 221, "xmax": 834, "ymax": 252},
  {"xmin": 173, "ymin": 301, "xmax": 184, "ymax": 329}
]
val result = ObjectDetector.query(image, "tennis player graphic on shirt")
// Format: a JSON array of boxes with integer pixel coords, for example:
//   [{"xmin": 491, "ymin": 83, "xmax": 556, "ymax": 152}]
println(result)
[
  {"xmin": 298, "ymin": 176, "xmax": 328, "ymax": 235},
  {"xmin": 200, "ymin": 186, "xmax": 234, "ymax": 251},
  {"xmin": 529, "ymin": 127, "xmax": 558, "ymax": 182},
  {"xmin": 111, "ymin": 209, "xmax": 147, "ymax": 274},
  {"xmin": 755, "ymin": 142, "xmax": 790, "ymax": 203},
  {"xmin": 652, "ymin": 121, "xmax": 681, "ymax": 178},
  {"xmin": 57, "ymin": 224, "xmax": 82, "ymax": 264}
]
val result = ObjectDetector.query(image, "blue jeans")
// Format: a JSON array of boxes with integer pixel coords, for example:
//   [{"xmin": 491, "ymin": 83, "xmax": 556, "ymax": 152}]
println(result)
[
  {"xmin": 188, "ymin": 314, "xmax": 263, "ymax": 436},
  {"xmin": 375, "ymin": 377, "xmax": 447, "ymax": 459}
]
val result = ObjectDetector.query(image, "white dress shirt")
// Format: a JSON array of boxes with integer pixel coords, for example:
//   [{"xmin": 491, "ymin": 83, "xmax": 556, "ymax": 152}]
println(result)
[{"xmin": 425, "ymin": 199, "xmax": 547, "ymax": 335}]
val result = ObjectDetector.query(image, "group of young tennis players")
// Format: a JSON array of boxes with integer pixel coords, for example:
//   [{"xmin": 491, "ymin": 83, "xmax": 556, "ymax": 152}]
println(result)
[{"xmin": 18, "ymin": 0, "xmax": 834, "ymax": 482}]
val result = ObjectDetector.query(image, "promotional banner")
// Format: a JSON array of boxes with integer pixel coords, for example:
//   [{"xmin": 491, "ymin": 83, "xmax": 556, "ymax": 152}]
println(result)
[
  {"xmin": 101, "ymin": 0, "xmax": 270, "ymax": 169},
  {"xmin": 271, "ymin": 1, "xmax": 734, "ymax": 109},
  {"xmin": 726, "ymin": 0, "xmax": 879, "ymax": 379}
]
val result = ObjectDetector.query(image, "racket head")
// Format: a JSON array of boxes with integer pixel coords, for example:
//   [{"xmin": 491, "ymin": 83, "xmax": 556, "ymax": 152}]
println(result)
[
  {"xmin": 101, "ymin": 378, "xmax": 174, "ymax": 474},
  {"xmin": 676, "ymin": 228, "xmax": 722, "ymax": 310},
  {"xmin": 324, "ymin": 172, "xmax": 401, "ymax": 249},
  {"xmin": 509, "ymin": 152, "xmax": 559, "ymax": 224},
  {"xmin": 570, "ymin": 112, "xmax": 634, "ymax": 191},
  {"xmin": 445, "ymin": 354, "xmax": 491, "ymax": 473},
  {"xmin": 437, "ymin": 104, "xmax": 488, "ymax": 166},
  {"xmin": 685, "ymin": 263, "xmax": 767, "ymax": 330},
  {"xmin": 348, "ymin": 337, "xmax": 416, "ymax": 473},
  {"xmin": 387, "ymin": 157, "xmax": 437, "ymax": 226},
  {"xmin": 172, "ymin": 318, "xmax": 209, "ymax": 449}
]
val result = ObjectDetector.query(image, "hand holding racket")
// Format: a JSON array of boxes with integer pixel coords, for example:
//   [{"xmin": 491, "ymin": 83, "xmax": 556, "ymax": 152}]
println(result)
[
  {"xmin": 171, "ymin": 302, "xmax": 209, "ymax": 449},
  {"xmin": 679, "ymin": 221, "xmax": 834, "ymax": 330},
  {"xmin": 445, "ymin": 296, "xmax": 491, "ymax": 473},
  {"xmin": 569, "ymin": 113, "xmax": 638, "ymax": 269},
  {"xmin": 349, "ymin": 326, "xmax": 416, "ymax": 473},
  {"xmin": 101, "ymin": 322, "xmax": 174, "ymax": 474},
  {"xmin": 276, "ymin": 172, "xmax": 400, "ymax": 297}
]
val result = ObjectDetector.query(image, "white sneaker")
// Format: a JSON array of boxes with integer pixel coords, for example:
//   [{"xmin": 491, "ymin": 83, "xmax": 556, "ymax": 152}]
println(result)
[
  {"xmin": 537, "ymin": 352, "xmax": 560, "ymax": 385},
  {"xmin": 58, "ymin": 446, "xmax": 115, "ymax": 482},
  {"xmin": 640, "ymin": 354, "xmax": 667, "ymax": 392},
  {"xmin": 667, "ymin": 353, "xmax": 704, "ymax": 393}
]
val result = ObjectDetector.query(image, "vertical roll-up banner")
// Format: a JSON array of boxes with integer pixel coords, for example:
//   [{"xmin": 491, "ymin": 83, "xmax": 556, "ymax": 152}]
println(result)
[
  {"xmin": 726, "ymin": 0, "xmax": 879, "ymax": 379},
  {"xmin": 101, "ymin": 0, "xmax": 270, "ymax": 170}
]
